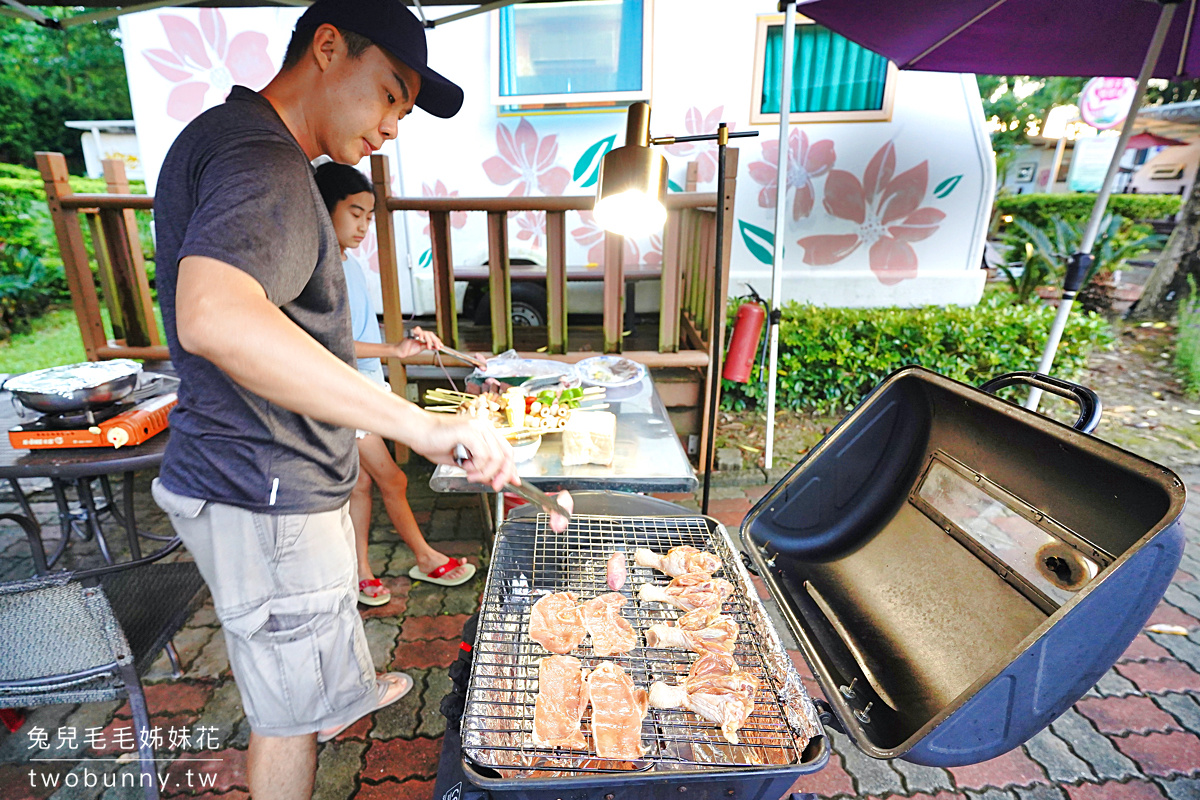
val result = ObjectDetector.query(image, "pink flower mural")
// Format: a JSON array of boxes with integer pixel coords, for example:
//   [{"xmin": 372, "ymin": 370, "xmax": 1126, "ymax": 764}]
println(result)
[
  {"xmin": 513, "ymin": 211, "xmax": 547, "ymax": 250},
  {"xmin": 142, "ymin": 10, "xmax": 274, "ymax": 123},
  {"xmin": 482, "ymin": 119, "xmax": 570, "ymax": 197},
  {"xmin": 664, "ymin": 106, "xmax": 735, "ymax": 184},
  {"xmin": 416, "ymin": 180, "xmax": 468, "ymax": 236},
  {"xmin": 571, "ymin": 211, "xmax": 642, "ymax": 266},
  {"xmin": 747, "ymin": 130, "xmax": 836, "ymax": 221},
  {"xmin": 796, "ymin": 142, "xmax": 945, "ymax": 286},
  {"xmin": 643, "ymin": 233, "xmax": 663, "ymax": 267}
]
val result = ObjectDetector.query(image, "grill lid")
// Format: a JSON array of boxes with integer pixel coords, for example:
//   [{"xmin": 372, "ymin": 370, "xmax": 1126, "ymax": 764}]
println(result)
[{"xmin": 740, "ymin": 367, "xmax": 1186, "ymax": 767}]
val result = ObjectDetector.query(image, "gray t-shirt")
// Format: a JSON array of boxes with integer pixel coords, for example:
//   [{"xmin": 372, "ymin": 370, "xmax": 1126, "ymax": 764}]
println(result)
[{"xmin": 154, "ymin": 85, "xmax": 357, "ymax": 513}]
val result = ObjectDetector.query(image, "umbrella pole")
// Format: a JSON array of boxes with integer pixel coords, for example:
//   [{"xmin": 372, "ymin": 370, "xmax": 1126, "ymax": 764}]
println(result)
[
  {"xmin": 1025, "ymin": 0, "xmax": 1179, "ymax": 411},
  {"xmin": 765, "ymin": 0, "xmax": 797, "ymax": 470}
]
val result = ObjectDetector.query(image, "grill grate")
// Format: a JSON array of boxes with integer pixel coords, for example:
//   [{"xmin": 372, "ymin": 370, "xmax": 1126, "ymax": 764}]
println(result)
[{"xmin": 462, "ymin": 513, "xmax": 810, "ymax": 775}]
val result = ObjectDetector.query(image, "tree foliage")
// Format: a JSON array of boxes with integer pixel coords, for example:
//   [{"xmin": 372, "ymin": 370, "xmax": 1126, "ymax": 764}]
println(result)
[
  {"xmin": 977, "ymin": 76, "xmax": 1085, "ymax": 159},
  {"xmin": 0, "ymin": 9, "xmax": 132, "ymax": 171}
]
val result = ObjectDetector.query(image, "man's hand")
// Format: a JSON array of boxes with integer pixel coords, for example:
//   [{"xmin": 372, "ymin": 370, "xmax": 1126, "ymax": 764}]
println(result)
[
  {"xmin": 394, "ymin": 326, "xmax": 443, "ymax": 358},
  {"xmin": 414, "ymin": 415, "xmax": 517, "ymax": 491}
]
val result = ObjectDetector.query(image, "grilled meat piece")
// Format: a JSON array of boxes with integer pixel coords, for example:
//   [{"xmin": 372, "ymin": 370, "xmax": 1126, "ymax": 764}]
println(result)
[
  {"xmin": 581, "ymin": 592, "xmax": 637, "ymax": 657},
  {"xmin": 585, "ymin": 661, "xmax": 648, "ymax": 760},
  {"xmin": 634, "ymin": 546, "xmax": 722, "ymax": 577},
  {"xmin": 648, "ymin": 652, "xmax": 760, "ymax": 745},
  {"xmin": 645, "ymin": 608, "xmax": 738, "ymax": 655},
  {"xmin": 607, "ymin": 551, "xmax": 627, "ymax": 591},
  {"xmin": 637, "ymin": 572, "xmax": 735, "ymax": 612},
  {"xmin": 529, "ymin": 592, "xmax": 586, "ymax": 654},
  {"xmin": 532, "ymin": 655, "xmax": 590, "ymax": 750}
]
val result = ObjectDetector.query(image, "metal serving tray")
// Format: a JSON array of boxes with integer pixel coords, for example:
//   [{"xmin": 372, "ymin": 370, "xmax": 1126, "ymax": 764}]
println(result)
[{"xmin": 742, "ymin": 367, "xmax": 1186, "ymax": 766}]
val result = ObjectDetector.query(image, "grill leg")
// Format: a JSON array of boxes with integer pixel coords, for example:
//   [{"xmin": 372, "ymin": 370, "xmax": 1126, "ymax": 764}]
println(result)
[
  {"xmin": 477, "ymin": 494, "xmax": 494, "ymax": 551},
  {"xmin": 118, "ymin": 660, "xmax": 160, "ymax": 800},
  {"xmin": 164, "ymin": 640, "xmax": 183, "ymax": 679},
  {"xmin": 75, "ymin": 477, "xmax": 114, "ymax": 564},
  {"xmin": 7, "ymin": 480, "xmax": 49, "ymax": 575}
]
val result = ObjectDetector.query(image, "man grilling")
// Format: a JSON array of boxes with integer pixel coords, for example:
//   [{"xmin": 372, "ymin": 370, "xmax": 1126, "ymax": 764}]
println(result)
[{"xmin": 149, "ymin": 1, "xmax": 517, "ymax": 797}]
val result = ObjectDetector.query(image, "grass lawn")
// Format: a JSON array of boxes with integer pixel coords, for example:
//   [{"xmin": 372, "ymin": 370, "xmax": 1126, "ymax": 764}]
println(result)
[{"xmin": 0, "ymin": 306, "xmax": 165, "ymax": 376}]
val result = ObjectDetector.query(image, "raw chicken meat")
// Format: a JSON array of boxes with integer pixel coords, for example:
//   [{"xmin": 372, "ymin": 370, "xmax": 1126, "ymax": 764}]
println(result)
[
  {"xmin": 529, "ymin": 592, "xmax": 586, "ymax": 654},
  {"xmin": 585, "ymin": 661, "xmax": 648, "ymax": 759},
  {"xmin": 634, "ymin": 546, "xmax": 721, "ymax": 577},
  {"xmin": 637, "ymin": 572, "xmax": 735, "ymax": 612},
  {"xmin": 648, "ymin": 652, "xmax": 760, "ymax": 745},
  {"xmin": 532, "ymin": 655, "xmax": 589, "ymax": 750},
  {"xmin": 580, "ymin": 592, "xmax": 637, "ymax": 657},
  {"xmin": 607, "ymin": 551, "xmax": 627, "ymax": 591},
  {"xmin": 645, "ymin": 608, "xmax": 738, "ymax": 655}
]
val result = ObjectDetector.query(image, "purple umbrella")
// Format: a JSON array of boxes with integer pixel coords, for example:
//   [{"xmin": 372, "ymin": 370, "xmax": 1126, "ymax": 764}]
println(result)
[{"xmin": 798, "ymin": 0, "xmax": 1197, "ymax": 409}]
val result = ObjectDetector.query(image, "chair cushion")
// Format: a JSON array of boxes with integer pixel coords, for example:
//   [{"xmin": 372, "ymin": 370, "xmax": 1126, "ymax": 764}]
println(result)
[{"xmin": 100, "ymin": 561, "xmax": 207, "ymax": 676}]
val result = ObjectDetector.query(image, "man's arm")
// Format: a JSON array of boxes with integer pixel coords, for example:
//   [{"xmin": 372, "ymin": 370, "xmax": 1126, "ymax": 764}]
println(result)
[
  {"xmin": 175, "ymin": 255, "xmax": 515, "ymax": 488},
  {"xmin": 353, "ymin": 341, "xmax": 403, "ymax": 359}
]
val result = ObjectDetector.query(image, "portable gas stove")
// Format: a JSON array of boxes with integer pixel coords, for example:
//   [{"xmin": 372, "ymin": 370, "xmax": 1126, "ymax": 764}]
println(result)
[{"xmin": 8, "ymin": 385, "xmax": 177, "ymax": 450}]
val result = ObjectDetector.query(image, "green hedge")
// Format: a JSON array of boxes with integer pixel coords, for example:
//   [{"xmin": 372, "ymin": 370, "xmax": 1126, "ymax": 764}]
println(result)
[
  {"xmin": 722, "ymin": 299, "xmax": 1115, "ymax": 415},
  {"xmin": 0, "ymin": 164, "xmax": 150, "ymax": 261},
  {"xmin": 995, "ymin": 193, "xmax": 1180, "ymax": 229}
]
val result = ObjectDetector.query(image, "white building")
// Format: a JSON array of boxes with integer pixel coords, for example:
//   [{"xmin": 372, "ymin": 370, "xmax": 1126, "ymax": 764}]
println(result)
[{"xmin": 119, "ymin": 1, "xmax": 994, "ymax": 315}]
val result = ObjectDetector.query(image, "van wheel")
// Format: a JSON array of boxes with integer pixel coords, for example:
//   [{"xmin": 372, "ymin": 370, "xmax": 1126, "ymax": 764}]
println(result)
[{"xmin": 473, "ymin": 283, "xmax": 547, "ymax": 327}]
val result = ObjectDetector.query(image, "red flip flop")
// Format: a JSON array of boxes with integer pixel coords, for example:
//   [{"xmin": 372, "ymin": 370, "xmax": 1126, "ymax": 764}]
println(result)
[
  {"xmin": 408, "ymin": 557, "xmax": 477, "ymax": 587},
  {"xmin": 358, "ymin": 578, "xmax": 392, "ymax": 606}
]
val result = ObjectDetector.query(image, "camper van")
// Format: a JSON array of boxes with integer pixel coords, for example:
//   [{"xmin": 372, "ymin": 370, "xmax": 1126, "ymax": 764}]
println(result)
[{"xmin": 120, "ymin": 1, "xmax": 993, "ymax": 318}]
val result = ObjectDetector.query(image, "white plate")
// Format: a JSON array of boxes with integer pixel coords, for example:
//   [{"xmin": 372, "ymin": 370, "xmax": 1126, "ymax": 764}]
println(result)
[{"xmin": 575, "ymin": 356, "xmax": 647, "ymax": 388}]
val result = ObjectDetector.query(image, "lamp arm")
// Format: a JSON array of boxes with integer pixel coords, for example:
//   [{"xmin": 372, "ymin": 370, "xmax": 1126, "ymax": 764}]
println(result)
[{"xmin": 650, "ymin": 131, "xmax": 759, "ymax": 146}]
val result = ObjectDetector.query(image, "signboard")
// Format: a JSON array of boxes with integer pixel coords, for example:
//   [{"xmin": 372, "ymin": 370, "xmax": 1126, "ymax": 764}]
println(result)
[
  {"xmin": 1079, "ymin": 77, "xmax": 1138, "ymax": 130},
  {"xmin": 1068, "ymin": 135, "xmax": 1120, "ymax": 192}
]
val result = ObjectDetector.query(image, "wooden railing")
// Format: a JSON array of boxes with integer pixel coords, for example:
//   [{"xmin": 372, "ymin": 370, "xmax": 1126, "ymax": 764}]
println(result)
[
  {"xmin": 36, "ymin": 148, "xmax": 738, "ymax": 468},
  {"xmin": 37, "ymin": 152, "xmax": 164, "ymax": 362}
]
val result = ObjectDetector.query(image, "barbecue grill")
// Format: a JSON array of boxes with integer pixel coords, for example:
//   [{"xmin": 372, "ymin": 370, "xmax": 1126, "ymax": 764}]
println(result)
[{"xmin": 434, "ymin": 368, "xmax": 1186, "ymax": 800}]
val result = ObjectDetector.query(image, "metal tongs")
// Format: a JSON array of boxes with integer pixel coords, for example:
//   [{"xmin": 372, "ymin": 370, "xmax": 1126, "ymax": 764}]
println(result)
[
  {"xmin": 452, "ymin": 443, "xmax": 572, "ymax": 522},
  {"xmin": 407, "ymin": 331, "xmax": 488, "ymax": 369}
]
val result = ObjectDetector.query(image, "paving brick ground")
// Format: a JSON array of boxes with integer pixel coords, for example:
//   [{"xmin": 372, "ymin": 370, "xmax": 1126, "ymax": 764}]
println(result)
[{"xmin": 0, "ymin": 458, "xmax": 1198, "ymax": 800}]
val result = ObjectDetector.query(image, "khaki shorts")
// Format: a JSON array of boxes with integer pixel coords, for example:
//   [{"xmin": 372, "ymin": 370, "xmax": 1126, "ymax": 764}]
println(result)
[{"xmin": 152, "ymin": 479, "xmax": 377, "ymax": 737}]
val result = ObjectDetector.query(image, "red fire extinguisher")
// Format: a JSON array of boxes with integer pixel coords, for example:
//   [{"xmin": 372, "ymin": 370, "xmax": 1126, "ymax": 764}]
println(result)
[{"xmin": 723, "ymin": 286, "xmax": 766, "ymax": 384}]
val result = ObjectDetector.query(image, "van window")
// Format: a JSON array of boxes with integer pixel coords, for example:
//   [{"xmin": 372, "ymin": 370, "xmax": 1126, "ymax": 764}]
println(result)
[
  {"xmin": 751, "ymin": 14, "xmax": 896, "ymax": 124},
  {"xmin": 493, "ymin": 0, "xmax": 650, "ymax": 110}
]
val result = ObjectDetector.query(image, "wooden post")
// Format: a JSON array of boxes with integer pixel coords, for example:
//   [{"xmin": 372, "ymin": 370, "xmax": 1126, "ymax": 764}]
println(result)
[
  {"xmin": 36, "ymin": 152, "xmax": 106, "ymax": 360},
  {"xmin": 685, "ymin": 161, "xmax": 700, "ymax": 192},
  {"xmin": 602, "ymin": 232, "xmax": 624, "ymax": 353},
  {"xmin": 696, "ymin": 214, "xmax": 713, "ymax": 332},
  {"xmin": 370, "ymin": 154, "xmax": 408, "ymax": 462},
  {"xmin": 486, "ymin": 211, "xmax": 513, "ymax": 353},
  {"xmin": 85, "ymin": 211, "xmax": 125, "ymax": 341},
  {"xmin": 428, "ymin": 210, "xmax": 459, "ymax": 348},
  {"xmin": 658, "ymin": 208, "xmax": 682, "ymax": 353},
  {"xmin": 684, "ymin": 211, "xmax": 702, "ymax": 324},
  {"xmin": 546, "ymin": 210, "xmax": 567, "ymax": 354},
  {"xmin": 99, "ymin": 159, "xmax": 158, "ymax": 347}
]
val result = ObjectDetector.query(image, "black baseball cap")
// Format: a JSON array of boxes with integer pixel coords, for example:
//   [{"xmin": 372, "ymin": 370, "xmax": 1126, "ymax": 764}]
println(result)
[{"xmin": 295, "ymin": 0, "xmax": 464, "ymax": 118}]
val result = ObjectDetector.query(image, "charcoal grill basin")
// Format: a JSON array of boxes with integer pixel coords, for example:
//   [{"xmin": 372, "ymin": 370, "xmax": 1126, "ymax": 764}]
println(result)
[{"xmin": 742, "ymin": 367, "xmax": 1186, "ymax": 766}]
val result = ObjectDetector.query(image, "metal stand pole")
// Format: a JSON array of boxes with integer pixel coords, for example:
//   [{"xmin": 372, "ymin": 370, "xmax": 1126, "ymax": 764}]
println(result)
[
  {"xmin": 765, "ymin": 0, "xmax": 796, "ymax": 470},
  {"xmin": 1026, "ymin": 0, "xmax": 1178, "ymax": 411},
  {"xmin": 702, "ymin": 126, "xmax": 730, "ymax": 515}
]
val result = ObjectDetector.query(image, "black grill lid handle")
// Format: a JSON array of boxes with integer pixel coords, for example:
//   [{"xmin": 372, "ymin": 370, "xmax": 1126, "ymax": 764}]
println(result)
[{"xmin": 979, "ymin": 371, "xmax": 1102, "ymax": 434}]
